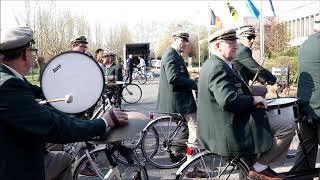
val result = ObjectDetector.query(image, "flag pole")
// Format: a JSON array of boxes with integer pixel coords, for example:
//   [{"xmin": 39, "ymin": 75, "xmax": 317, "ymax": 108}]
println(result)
[
  {"xmin": 250, "ymin": 0, "xmax": 265, "ymax": 88},
  {"xmin": 197, "ymin": 10, "xmax": 201, "ymax": 72},
  {"xmin": 208, "ymin": 4, "xmax": 211, "ymax": 59},
  {"xmin": 259, "ymin": 0, "xmax": 264, "ymax": 65}
]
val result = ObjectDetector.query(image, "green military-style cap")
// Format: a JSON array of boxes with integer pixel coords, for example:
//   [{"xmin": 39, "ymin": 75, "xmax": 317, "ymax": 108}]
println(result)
[
  {"xmin": 172, "ymin": 31, "xmax": 189, "ymax": 39},
  {"xmin": 208, "ymin": 28, "xmax": 238, "ymax": 43},
  {"xmin": 0, "ymin": 26, "xmax": 34, "ymax": 51},
  {"xmin": 70, "ymin": 35, "xmax": 88, "ymax": 44},
  {"xmin": 238, "ymin": 25, "xmax": 256, "ymax": 37}
]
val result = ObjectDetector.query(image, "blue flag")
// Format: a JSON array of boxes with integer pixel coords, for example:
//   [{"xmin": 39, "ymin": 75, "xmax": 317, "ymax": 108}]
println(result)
[
  {"xmin": 246, "ymin": 0, "xmax": 260, "ymax": 19},
  {"xmin": 269, "ymin": 0, "xmax": 276, "ymax": 16},
  {"xmin": 210, "ymin": 9, "xmax": 216, "ymax": 26}
]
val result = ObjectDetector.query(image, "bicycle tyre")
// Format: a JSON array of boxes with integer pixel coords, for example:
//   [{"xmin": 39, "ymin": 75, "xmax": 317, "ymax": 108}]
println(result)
[
  {"xmin": 175, "ymin": 151, "xmax": 249, "ymax": 180},
  {"xmin": 122, "ymin": 83, "xmax": 142, "ymax": 104},
  {"xmin": 73, "ymin": 146, "xmax": 149, "ymax": 180},
  {"xmin": 141, "ymin": 117, "xmax": 188, "ymax": 169},
  {"xmin": 137, "ymin": 73, "xmax": 147, "ymax": 85}
]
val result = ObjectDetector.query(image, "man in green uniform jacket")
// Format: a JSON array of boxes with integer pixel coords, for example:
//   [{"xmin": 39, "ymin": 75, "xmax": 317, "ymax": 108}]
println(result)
[
  {"xmin": 233, "ymin": 26, "xmax": 277, "ymax": 86},
  {"xmin": 0, "ymin": 26, "xmax": 128, "ymax": 180},
  {"xmin": 104, "ymin": 51, "xmax": 123, "ymax": 107},
  {"xmin": 104, "ymin": 51, "xmax": 123, "ymax": 81},
  {"xmin": 157, "ymin": 31, "xmax": 198, "ymax": 163},
  {"xmin": 198, "ymin": 28, "xmax": 293, "ymax": 180},
  {"xmin": 292, "ymin": 15, "xmax": 320, "ymax": 176}
]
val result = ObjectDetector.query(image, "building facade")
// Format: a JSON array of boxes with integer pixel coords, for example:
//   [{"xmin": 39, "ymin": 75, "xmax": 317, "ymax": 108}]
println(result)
[{"xmin": 278, "ymin": 2, "xmax": 320, "ymax": 46}]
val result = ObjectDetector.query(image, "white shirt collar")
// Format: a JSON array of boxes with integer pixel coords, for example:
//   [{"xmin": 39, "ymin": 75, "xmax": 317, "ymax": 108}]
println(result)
[
  {"xmin": 212, "ymin": 52, "xmax": 233, "ymax": 69},
  {"xmin": 2, "ymin": 64, "xmax": 24, "ymax": 80}
]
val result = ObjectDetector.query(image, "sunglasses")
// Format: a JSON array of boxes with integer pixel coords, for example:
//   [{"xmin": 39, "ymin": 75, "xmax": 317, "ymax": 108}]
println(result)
[
  {"xmin": 180, "ymin": 37, "xmax": 189, "ymax": 42},
  {"xmin": 78, "ymin": 45, "xmax": 88, "ymax": 49},
  {"xmin": 247, "ymin": 36, "xmax": 256, "ymax": 40}
]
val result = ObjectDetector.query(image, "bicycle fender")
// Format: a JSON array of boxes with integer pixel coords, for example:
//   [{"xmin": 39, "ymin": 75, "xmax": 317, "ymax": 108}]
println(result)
[
  {"xmin": 175, "ymin": 150, "xmax": 211, "ymax": 176},
  {"xmin": 142, "ymin": 116, "xmax": 173, "ymax": 132}
]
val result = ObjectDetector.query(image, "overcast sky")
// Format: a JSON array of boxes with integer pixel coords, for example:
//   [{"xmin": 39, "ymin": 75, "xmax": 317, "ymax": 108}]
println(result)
[{"xmin": 1, "ymin": 0, "xmax": 319, "ymax": 30}]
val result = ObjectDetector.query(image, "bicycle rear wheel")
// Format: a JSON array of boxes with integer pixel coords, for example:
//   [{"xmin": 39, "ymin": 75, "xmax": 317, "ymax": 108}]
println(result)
[
  {"xmin": 122, "ymin": 83, "xmax": 142, "ymax": 104},
  {"xmin": 175, "ymin": 151, "xmax": 249, "ymax": 180},
  {"xmin": 141, "ymin": 117, "xmax": 188, "ymax": 169},
  {"xmin": 137, "ymin": 73, "xmax": 147, "ymax": 84}
]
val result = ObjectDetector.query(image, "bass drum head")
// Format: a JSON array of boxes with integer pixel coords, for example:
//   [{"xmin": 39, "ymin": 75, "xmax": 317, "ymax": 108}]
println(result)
[{"xmin": 41, "ymin": 51, "xmax": 104, "ymax": 114}]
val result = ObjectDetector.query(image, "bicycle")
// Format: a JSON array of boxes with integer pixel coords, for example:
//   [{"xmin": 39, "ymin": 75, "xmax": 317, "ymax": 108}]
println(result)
[
  {"xmin": 140, "ymin": 112, "xmax": 189, "ymax": 169},
  {"xmin": 105, "ymin": 81, "xmax": 142, "ymax": 105},
  {"xmin": 73, "ymin": 142, "xmax": 149, "ymax": 180},
  {"xmin": 123, "ymin": 68, "xmax": 147, "ymax": 85},
  {"xmin": 175, "ymin": 98, "xmax": 320, "ymax": 180},
  {"xmin": 145, "ymin": 71, "xmax": 155, "ymax": 81},
  {"xmin": 73, "ymin": 99, "xmax": 150, "ymax": 180}
]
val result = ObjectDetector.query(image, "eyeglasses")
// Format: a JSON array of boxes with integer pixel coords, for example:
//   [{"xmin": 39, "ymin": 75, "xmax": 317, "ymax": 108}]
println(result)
[{"xmin": 247, "ymin": 36, "xmax": 256, "ymax": 40}]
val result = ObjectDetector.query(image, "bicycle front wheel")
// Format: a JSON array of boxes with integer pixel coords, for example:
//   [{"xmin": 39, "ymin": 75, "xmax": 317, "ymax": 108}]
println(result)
[
  {"xmin": 141, "ymin": 117, "xmax": 188, "ymax": 169},
  {"xmin": 73, "ymin": 147, "xmax": 110, "ymax": 180},
  {"xmin": 122, "ymin": 83, "xmax": 142, "ymax": 104},
  {"xmin": 175, "ymin": 151, "xmax": 249, "ymax": 180},
  {"xmin": 73, "ymin": 146, "xmax": 149, "ymax": 180}
]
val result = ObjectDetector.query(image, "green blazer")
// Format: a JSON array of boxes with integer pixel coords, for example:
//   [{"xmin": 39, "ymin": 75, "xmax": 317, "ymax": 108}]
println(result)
[
  {"xmin": 297, "ymin": 32, "xmax": 320, "ymax": 122},
  {"xmin": 197, "ymin": 55, "xmax": 272, "ymax": 157},
  {"xmin": 233, "ymin": 43, "xmax": 277, "ymax": 85},
  {"xmin": 106, "ymin": 63, "xmax": 123, "ymax": 81},
  {"xmin": 0, "ymin": 64, "xmax": 107, "ymax": 180},
  {"xmin": 157, "ymin": 47, "xmax": 197, "ymax": 114}
]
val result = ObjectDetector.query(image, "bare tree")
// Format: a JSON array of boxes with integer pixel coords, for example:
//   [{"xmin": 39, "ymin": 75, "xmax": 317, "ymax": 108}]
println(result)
[
  {"xmin": 265, "ymin": 19, "xmax": 290, "ymax": 58},
  {"xmin": 105, "ymin": 23, "xmax": 133, "ymax": 61}
]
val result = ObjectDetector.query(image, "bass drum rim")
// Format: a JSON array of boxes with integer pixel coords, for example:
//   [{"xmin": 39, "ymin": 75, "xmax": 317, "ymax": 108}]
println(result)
[
  {"xmin": 40, "ymin": 51, "xmax": 105, "ymax": 114},
  {"xmin": 266, "ymin": 97, "xmax": 299, "ymax": 110}
]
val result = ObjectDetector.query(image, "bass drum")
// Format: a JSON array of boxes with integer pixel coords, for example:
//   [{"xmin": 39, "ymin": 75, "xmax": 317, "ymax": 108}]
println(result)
[{"xmin": 41, "ymin": 51, "xmax": 105, "ymax": 114}]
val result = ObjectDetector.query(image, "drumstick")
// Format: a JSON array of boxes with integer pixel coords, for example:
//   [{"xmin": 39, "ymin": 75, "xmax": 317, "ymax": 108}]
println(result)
[{"xmin": 38, "ymin": 94, "xmax": 73, "ymax": 105}]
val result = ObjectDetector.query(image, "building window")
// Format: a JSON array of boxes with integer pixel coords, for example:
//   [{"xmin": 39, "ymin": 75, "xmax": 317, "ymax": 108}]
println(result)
[
  {"xmin": 293, "ymin": 20, "xmax": 296, "ymax": 39},
  {"xmin": 301, "ymin": 18, "xmax": 304, "ymax": 37},
  {"xmin": 297, "ymin": 19, "xmax": 300, "ymax": 38},
  {"xmin": 306, "ymin": 17, "xmax": 309, "ymax": 36},
  {"xmin": 311, "ymin": 15, "xmax": 314, "ymax": 33}
]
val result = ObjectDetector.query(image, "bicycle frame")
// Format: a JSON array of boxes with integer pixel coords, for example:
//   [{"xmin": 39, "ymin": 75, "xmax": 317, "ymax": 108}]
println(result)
[{"xmin": 84, "ymin": 148, "xmax": 122, "ymax": 180}]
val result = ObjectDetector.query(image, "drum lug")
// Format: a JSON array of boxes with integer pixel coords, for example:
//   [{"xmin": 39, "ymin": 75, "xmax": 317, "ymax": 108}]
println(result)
[{"xmin": 277, "ymin": 107, "xmax": 281, "ymax": 115}]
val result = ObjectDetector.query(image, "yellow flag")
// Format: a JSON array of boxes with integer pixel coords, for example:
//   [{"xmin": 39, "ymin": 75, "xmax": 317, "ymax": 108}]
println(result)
[{"xmin": 226, "ymin": 0, "xmax": 239, "ymax": 22}]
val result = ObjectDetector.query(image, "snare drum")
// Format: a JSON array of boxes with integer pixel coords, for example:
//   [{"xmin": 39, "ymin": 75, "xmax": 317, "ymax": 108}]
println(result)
[
  {"xmin": 41, "ymin": 51, "xmax": 105, "ymax": 114},
  {"xmin": 266, "ymin": 97, "xmax": 299, "ymax": 122}
]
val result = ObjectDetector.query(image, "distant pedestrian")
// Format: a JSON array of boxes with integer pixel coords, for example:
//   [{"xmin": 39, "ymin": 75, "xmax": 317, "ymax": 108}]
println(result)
[
  {"xmin": 137, "ymin": 56, "xmax": 146, "ymax": 74},
  {"xmin": 126, "ymin": 54, "xmax": 134, "ymax": 83}
]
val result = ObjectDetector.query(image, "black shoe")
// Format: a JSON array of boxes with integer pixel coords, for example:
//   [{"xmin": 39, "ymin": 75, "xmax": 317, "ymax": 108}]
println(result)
[{"xmin": 170, "ymin": 153, "xmax": 184, "ymax": 163}]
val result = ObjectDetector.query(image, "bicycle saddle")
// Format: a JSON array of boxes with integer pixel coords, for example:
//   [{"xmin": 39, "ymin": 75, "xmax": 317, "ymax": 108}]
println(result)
[{"xmin": 105, "ymin": 111, "xmax": 149, "ymax": 143}]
